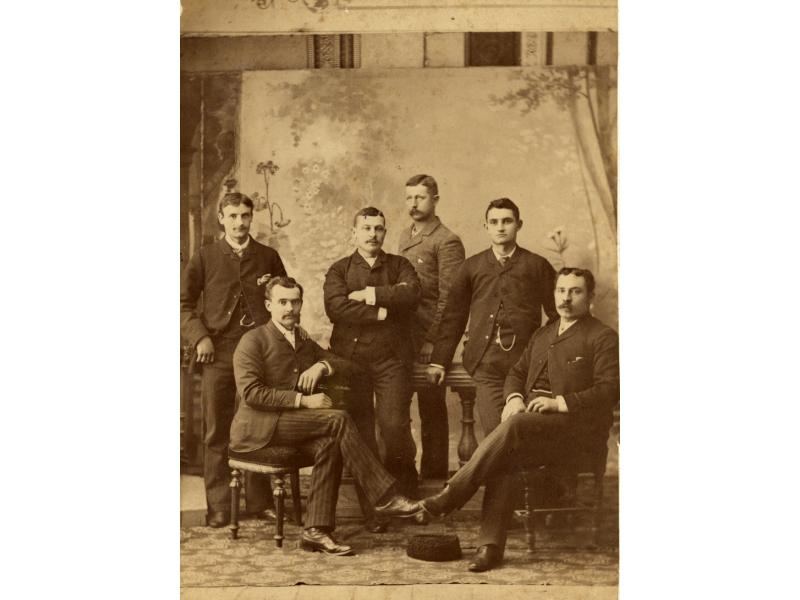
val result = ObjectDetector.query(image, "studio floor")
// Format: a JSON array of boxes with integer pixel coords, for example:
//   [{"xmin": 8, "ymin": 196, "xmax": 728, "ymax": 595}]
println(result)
[{"xmin": 181, "ymin": 475, "xmax": 618, "ymax": 598}]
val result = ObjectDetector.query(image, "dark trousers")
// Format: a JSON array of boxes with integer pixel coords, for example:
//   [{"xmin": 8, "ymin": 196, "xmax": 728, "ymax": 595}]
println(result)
[
  {"xmin": 444, "ymin": 411, "xmax": 571, "ymax": 555},
  {"xmin": 348, "ymin": 354, "xmax": 418, "ymax": 496},
  {"xmin": 471, "ymin": 343, "xmax": 525, "ymax": 435},
  {"xmin": 269, "ymin": 409, "xmax": 396, "ymax": 530},
  {"xmin": 202, "ymin": 350, "xmax": 271, "ymax": 513},
  {"xmin": 415, "ymin": 384, "xmax": 450, "ymax": 479}
]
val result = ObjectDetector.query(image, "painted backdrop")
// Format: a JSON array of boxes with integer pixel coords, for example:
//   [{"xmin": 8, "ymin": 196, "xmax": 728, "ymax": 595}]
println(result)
[{"xmin": 235, "ymin": 67, "xmax": 618, "ymax": 344}]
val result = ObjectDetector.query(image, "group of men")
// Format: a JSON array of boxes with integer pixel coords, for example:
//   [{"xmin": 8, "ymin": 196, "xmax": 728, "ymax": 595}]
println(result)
[{"xmin": 180, "ymin": 173, "xmax": 619, "ymax": 571}]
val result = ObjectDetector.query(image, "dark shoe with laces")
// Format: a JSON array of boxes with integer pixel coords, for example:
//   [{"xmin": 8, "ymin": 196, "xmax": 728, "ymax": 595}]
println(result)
[
  {"xmin": 373, "ymin": 494, "xmax": 422, "ymax": 519},
  {"xmin": 248, "ymin": 508, "xmax": 279, "ymax": 522},
  {"xmin": 300, "ymin": 527, "xmax": 355, "ymax": 556},
  {"xmin": 468, "ymin": 544, "xmax": 502, "ymax": 572},
  {"xmin": 206, "ymin": 510, "xmax": 230, "ymax": 528},
  {"xmin": 420, "ymin": 485, "xmax": 457, "ymax": 518}
]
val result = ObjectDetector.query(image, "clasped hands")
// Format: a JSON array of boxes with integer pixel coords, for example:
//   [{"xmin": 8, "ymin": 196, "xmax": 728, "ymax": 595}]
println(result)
[
  {"xmin": 500, "ymin": 395, "xmax": 560, "ymax": 423},
  {"xmin": 347, "ymin": 288, "xmax": 369, "ymax": 303}
]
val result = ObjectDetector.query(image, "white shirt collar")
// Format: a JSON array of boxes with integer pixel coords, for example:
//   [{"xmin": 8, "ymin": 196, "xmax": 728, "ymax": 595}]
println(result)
[
  {"xmin": 492, "ymin": 245, "xmax": 518, "ymax": 262},
  {"xmin": 225, "ymin": 235, "xmax": 251, "ymax": 253},
  {"xmin": 273, "ymin": 320, "xmax": 296, "ymax": 347}
]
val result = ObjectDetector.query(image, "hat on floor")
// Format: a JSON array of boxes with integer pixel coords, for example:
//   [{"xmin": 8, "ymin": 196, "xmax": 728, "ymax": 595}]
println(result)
[{"xmin": 406, "ymin": 534, "xmax": 462, "ymax": 562}]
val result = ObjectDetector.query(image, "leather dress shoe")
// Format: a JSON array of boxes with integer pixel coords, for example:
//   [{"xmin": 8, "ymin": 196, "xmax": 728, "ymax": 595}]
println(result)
[
  {"xmin": 206, "ymin": 511, "xmax": 230, "ymax": 528},
  {"xmin": 364, "ymin": 517, "xmax": 389, "ymax": 533},
  {"xmin": 468, "ymin": 544, "xmax": 502, "ymax": 572},
  {"xmin": 373, "ymin": 494, "xmax": 422, "ymax": 519},
  {"xmin": 300, "ymin": 528, "xmax": 355, "ymax": 556},
  {"xmin": 249, "ymin": 508, "xmax": 279, "ymax": 521},
  {"xmin": 420, "ymin": 486, "xmax": 456, "ymax": 518}
]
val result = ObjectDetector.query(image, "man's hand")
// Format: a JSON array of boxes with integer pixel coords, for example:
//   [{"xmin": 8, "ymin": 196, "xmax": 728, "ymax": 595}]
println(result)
[
  {"xmin": 299, "ymin": 393, "xmax": 333, "ymax": 410},
  {"xmin": 297, "ymin": 362, "xmax": 328, "ymax": 394},
  {"xmin": 348, "ymin": 289, "xmax": 368, "ymax": 303},
  {"xmin": 196, "ymin": 336, "xmax": 215, "ymax": 364},
  {"xmin": 425, "ymin": 365, "xmax": 446, "ymax": 386},
  {"xmin": 417, "ymin": 341, "xmax": 434, "ymax": 364},
  {"xmin": 501, "ymin": 397, "xmax": 526, "ymax": 422},
  {"xmin": 527, "ymin": 396, "xmax": 560, "ymax": 413}
]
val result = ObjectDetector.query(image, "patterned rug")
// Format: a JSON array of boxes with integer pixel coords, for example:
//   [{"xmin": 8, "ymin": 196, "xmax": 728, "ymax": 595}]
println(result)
[{"xmin": 181, "ymin": 477, "xmax": 618, "ymax": 588}]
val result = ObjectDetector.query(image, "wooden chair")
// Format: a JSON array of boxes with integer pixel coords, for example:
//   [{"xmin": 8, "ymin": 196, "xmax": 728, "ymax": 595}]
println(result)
[
  {"xmin": 228, "ymin": 447, "xmax": 314, "ymax": 547},
  {"xmin": 516, "ymin": 441, "xmax": 609, "ymax": 552}
]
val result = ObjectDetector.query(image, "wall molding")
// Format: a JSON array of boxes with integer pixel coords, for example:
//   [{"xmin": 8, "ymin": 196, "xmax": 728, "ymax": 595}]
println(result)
[{"xmin": 181, "ymin": 0, "xmax": 617, "ymax": 35}]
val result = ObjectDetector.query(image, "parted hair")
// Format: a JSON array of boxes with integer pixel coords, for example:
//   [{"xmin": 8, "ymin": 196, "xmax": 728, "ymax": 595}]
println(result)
[
  {"xmin": 353, "ymin": 206, "xmax": 386, "ymax": 226},
  {"xmin": 556, "ymin": 267, "xmax": 596, "ymax": 295},
  {"xmin": 405, "ymin": 174, "xmax": 439, "ymax": 198},
  {"xmin": 485, "ymin": 197, "xmax": 520, "ymax": 221},
  {"xmin": 218, "ymin": 179, "xmax": 254, "ymax": 214},
  {"xmin": 265, "ymin": 276, "xmax": 304, "ymax": 300}
]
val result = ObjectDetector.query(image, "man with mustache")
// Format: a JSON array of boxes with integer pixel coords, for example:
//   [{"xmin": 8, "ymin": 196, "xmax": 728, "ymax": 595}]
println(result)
[
  {"xmin": 324, "ymin": 207, "xmax": 422, "ymax": 504},
  {"xmin": 398, "ymin": 174, "xmax": 465, "ymax": 481},
  {"xmin": 181, "ymin": 184, "xmax": 287, "ymax": 528},
  {"xmin": 420, "ymin": 267, "xmax": 619, "ymax": 571},
  {"xmin": 230, "ymin": 277, "xmax": 422, "ymax": 556}
]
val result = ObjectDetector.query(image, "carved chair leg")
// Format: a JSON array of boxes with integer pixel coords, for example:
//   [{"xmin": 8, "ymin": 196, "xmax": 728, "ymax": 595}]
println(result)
[
  {"xmin": 229, "ymin": 468, "xmax": 241, "ymax": 540},
  {"xmin": 273, "ymin": 473, "xmax": 286, "ymax": 548},
  {"xmin": 290, "ymin": 469, "xmax": 303, "ymax": 527},
  {"xmin": 521, "ymin": 470, "xmax": 536, "ymax": 553}
]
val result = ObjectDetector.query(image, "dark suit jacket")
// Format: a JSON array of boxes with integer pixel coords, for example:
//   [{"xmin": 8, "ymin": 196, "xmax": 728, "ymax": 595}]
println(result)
[
  {"xmin": 324, "ymin": 250, "xmax": 421, "ymax": 366},
  {"xmin": 430, "ymin": 246, "xmax": 558, "ymax": 373},
  {"xmin": 180, "ymin": 236, "xmax": 287, "ymax": 349},
  {"xmin": 503, "ymin": 315, "xmax": 619, "ymax": 451},
  {"xmin": 398, "ymin": 217, "xmax": 465, "ymax": 348},
  {"xmin": 230, "ymin": 321, "xmax": 350, "ymax": 452}
]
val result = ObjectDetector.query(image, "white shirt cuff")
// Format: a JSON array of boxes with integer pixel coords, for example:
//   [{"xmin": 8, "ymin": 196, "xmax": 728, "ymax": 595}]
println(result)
[
  {"xmin": 505, "ymin": 393, "xmax": 524, "ymax": 405},
  {"xmin": 429, "ymin": 363, "xmax": 445, "ymax": 371},
  {"xmin": 377, "ymin": 307, "xmax": 388, "ymax": 321},
  {"xmin": 556, "ymin": 394, "xmax": 568, "ymax": 412},
  {"xmin": 365, "ymin": 286, "xmax": 377, "ymax": 306},
  {"xmin": 295, "ymin": 392, "xmax": 303, "ymax": 409}
]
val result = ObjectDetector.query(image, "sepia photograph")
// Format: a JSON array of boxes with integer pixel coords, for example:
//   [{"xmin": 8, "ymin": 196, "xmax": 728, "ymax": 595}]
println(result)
[{"xmin": 179, "ymin": 1, "xmax": 619, "ymax": 598}]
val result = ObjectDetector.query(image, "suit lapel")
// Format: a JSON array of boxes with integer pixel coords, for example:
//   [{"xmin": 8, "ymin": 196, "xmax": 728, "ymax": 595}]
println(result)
[
  {"xmin": 398, "ymin": 225, "xmax": 422, "ymax": 252},
  {"xmin": 551, "ymin": 317, "xmax": 586, "ymax": 346},
  {"xmin": 265, "ymin": 321, "xmax": 297, "ymax": 352}
]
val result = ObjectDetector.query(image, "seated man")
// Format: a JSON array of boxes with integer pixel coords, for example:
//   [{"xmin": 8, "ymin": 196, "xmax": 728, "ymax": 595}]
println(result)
[
  {"xmin": 230, "ymin": 276, "xmax": 421, "ymax": 556},
  {"xmin": 419, "ymin": 267, "xmax": 619, "ymax": 571}
]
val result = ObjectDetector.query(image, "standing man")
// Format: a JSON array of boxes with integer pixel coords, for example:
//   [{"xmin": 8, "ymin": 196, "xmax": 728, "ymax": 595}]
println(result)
[
  {"xmin": 427, "ymin": 198, "xmax": 558, "ymax": 435},
  {"xmin": 230, "ymin": 277, "xmax": 422, "ymax": 555},
  {"xmin": 181, "ymin": 185, "xmax": 287, "ymax": 528},
  {"xmin": 324, "ymin": 207, "xmax": 422, "ymax": 496},
  {"xmin": 398, "ymin": 174, "xmax": 465, "ymax": 480},
  {"xmin": 421, "ymin": 268, "xmax": 619, "ymax": 571}
]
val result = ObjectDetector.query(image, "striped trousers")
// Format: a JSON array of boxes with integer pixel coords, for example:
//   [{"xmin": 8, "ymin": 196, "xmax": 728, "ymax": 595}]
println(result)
[{"xmin": 269, "ymin": 409, "xmax": 396, "ymax": 530}]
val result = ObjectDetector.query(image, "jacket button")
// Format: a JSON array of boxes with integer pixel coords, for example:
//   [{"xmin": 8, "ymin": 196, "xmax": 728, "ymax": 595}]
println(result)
[
  {"xmin": 293, "ymin": 368, "xmax": 298, "ymax": 373},
  {"xmin": 353, "ymin": 338, "xmax": 358, "ymax": 342},
  {"xmin": 489, "ymin": 314, "xmax": 494, "ymax": 318},
  {"xmin": 485, "ymin": 335, "xmax": 489, "ymax": 339}
]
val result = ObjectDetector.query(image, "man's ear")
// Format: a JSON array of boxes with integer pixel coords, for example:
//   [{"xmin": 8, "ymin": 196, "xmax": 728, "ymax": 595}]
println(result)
[
  {"xmin": 517, "ymin": 219, "xmax": 523, "ymax": 231},
  {"xmin": 264, "ymin": 298, "xmax": 272, "ymax": 313},
  {"xmin": 217, "ymin": 212, "xmax": 224, "ymax": 226}
]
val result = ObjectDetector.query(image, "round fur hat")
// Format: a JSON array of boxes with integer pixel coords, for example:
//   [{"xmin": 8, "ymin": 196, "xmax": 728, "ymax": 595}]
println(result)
[{"xmin": 406, "ymin": 534, "xmax": 462, "ymax": 562}]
